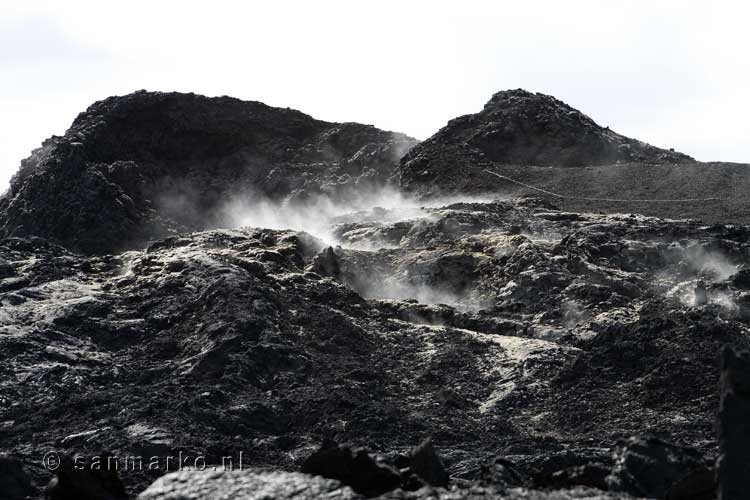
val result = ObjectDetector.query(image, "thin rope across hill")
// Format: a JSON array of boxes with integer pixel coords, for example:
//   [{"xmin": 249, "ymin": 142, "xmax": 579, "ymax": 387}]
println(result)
[{"xmin": 481, "ymin": 168, "xmax": 726, "ymax": 203}]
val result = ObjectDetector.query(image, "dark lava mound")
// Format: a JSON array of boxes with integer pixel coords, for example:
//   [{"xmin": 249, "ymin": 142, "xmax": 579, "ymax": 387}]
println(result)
[
  {"xmin": 0, "ymin": 91, "xmax": 418, "ymax": 254},
  {"xmin": 398, "ymin": 90, "xmax": 750, "ymax": 225},
  {"xmin": 413, "ymin": 89, "xmax": 690, "ymax": 168},
  {"xmin": 399, "ymin": 90, "xmax": 692, "ymax": 196}
]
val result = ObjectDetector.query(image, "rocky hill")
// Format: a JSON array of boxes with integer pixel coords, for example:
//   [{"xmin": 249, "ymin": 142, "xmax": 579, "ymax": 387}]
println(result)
[
  {"xmin": 404, "ymin": 89, "xmax": 691, "ymax": 170},
  {"xmin": 1, "ymin": 90, "xmax": 750, "ymax": 499},
  {"xmin": 399, "ymin": 90, "xmax": 750, "ymax": 224},
  {"xmin": 0, "ymin": 91, "xmax": 417, "ymax": 254}
]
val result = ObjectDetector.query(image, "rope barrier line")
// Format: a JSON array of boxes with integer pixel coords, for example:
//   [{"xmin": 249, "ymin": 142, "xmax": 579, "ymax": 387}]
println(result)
[{"xmin": 480, "ymin": 168, "xmax": 726, "ymax": 203}]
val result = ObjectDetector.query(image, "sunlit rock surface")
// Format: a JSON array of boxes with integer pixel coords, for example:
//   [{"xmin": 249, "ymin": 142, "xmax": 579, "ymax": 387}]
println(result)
[{"xmin": 138, "ymin": 469, "xmax": 639, "ymax": 500}]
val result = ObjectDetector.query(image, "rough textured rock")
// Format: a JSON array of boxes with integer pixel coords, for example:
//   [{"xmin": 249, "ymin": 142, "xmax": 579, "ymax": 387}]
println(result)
[
  {"xmin": 399, "ymin": 89, "xmax": 691, "ymax": 196},
  {"xmin": 408, "ymin": 89, "xmax": 689, "ymax": 167},
  {"xmin": 605, "ymin": 437, "xmax": 714, "ymax": 499},
  {"xmin": 0, "ymin": 91, "xmax": 417, "ymax": 253},
  {"xmin": 717, "ymin": 346, "xmax": 750, "ymax": 500},
  {"xmin": 2, "ymin": 197, "xmax": 748, "ymax": 497},
  {"xmin": 45, "ymin": 453, "xmax": 129, "ymax": 500},
  {"xmin": 138, "ymin": 469, "xmax": 643, "ymax": 500},
  {"xmin": 397, "ymin": 90, "xmax": 750, "ymax": 226},
  {"xmin": 138, "ymin": 470, "xmax": 361, "ymax": 500},
  {"xmin": 301, "ymin": 442, "xmax": 402, "ymax": 496},
  {"xmin": 0, "ymin": 454, "xmax": 36, "ymax": 500},
  {"xmin": 4, "ymin": 90, "xmax": 750, "ymax": 499},
  {"xmin": 408, "ymin": 438, "xmax": 449, "ymax": 487}
]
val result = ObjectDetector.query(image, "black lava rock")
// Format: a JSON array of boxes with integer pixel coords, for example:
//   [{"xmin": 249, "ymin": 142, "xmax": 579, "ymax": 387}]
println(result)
[
  {"xmin": 0, "ymin": 91, "xmax": 417, "ymax": 254},
  {"xmin": 399, "ymin": 89, "xmax": 692, "ymax": 196},
  {"xmin": 45, "ymin": 453, "xmax": 128, "ymax": 500},
  {"xmin": 301, "ymin": 442, "xmax": 402, "ymax": 496},
  {"xmin": 717, "ymin": 346, "xmax": 750, "ymax": 500},
  {"xmin": 408, "ymin": 438, "xmax": 449, "ymax": 487},
  {"xmin": 0, "ymin": 454, "xmax": 35, "ymax": 500},
  {"xmin": 606, "ymin": 437, "xmax": 714, "ymax": 499}
]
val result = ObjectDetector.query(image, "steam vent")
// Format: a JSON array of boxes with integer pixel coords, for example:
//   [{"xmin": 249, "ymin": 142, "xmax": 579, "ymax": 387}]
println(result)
[{"xmin": 3, "ymin": 90, "xmax": 750, "ymax": 499}]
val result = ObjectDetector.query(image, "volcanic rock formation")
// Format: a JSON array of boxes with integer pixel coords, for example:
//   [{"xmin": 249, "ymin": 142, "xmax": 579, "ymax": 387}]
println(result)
[
  {"xmin": 0, "ymin": 91, "xmax": 417, "ymax": 253},
  {"xmin": 398, "ymin": 90, "xmax": 750, "ymax": 225},
  {"xmin": 3, "ymin": 198, "xmax": 749, "ymax": 497},
  {"xmin": 717, "ymin": 346, "xmax": 750, "ymax": 499},
  {"xmin": 1, "ymin": 90, "xmax": 749, "ymax": 498},
  {"xmin": 399, "ymin": 89, "xmax": 691, "ymax": 195}
]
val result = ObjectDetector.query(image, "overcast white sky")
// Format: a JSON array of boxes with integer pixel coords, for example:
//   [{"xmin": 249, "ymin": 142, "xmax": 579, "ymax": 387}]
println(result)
[{"xmin": 2, "ymin": 1, "xmax": 749, "ymax": 189}]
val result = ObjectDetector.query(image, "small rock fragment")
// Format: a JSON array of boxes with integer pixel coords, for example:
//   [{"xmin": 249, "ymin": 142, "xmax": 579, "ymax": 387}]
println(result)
[
  {"xmin": 0, "ymin": 454, "xmax": 35, "ymax": 500},
  {"xmin": 45, "ymin": 453, "xmax": 128, "ymax": 500},
  {"xmin": 310, "ymin": 247, "xmax": 340, "ymax": 278},
  {"xmin": 301, "ymin": 442, "xmax": 401, "ymax": 496},
  {"xmin": 409, "ymin": 437, "xmax": 449, "ymax": 487},
  {"xmin": 606, "ymin": 436, "xmax": 713, "ymax": 499}
]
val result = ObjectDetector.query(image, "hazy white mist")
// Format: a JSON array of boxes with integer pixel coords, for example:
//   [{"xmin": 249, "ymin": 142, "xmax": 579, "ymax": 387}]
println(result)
[{"xmin": 2, "ymin": 1, "xmax": 749, "ymax": 190}]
